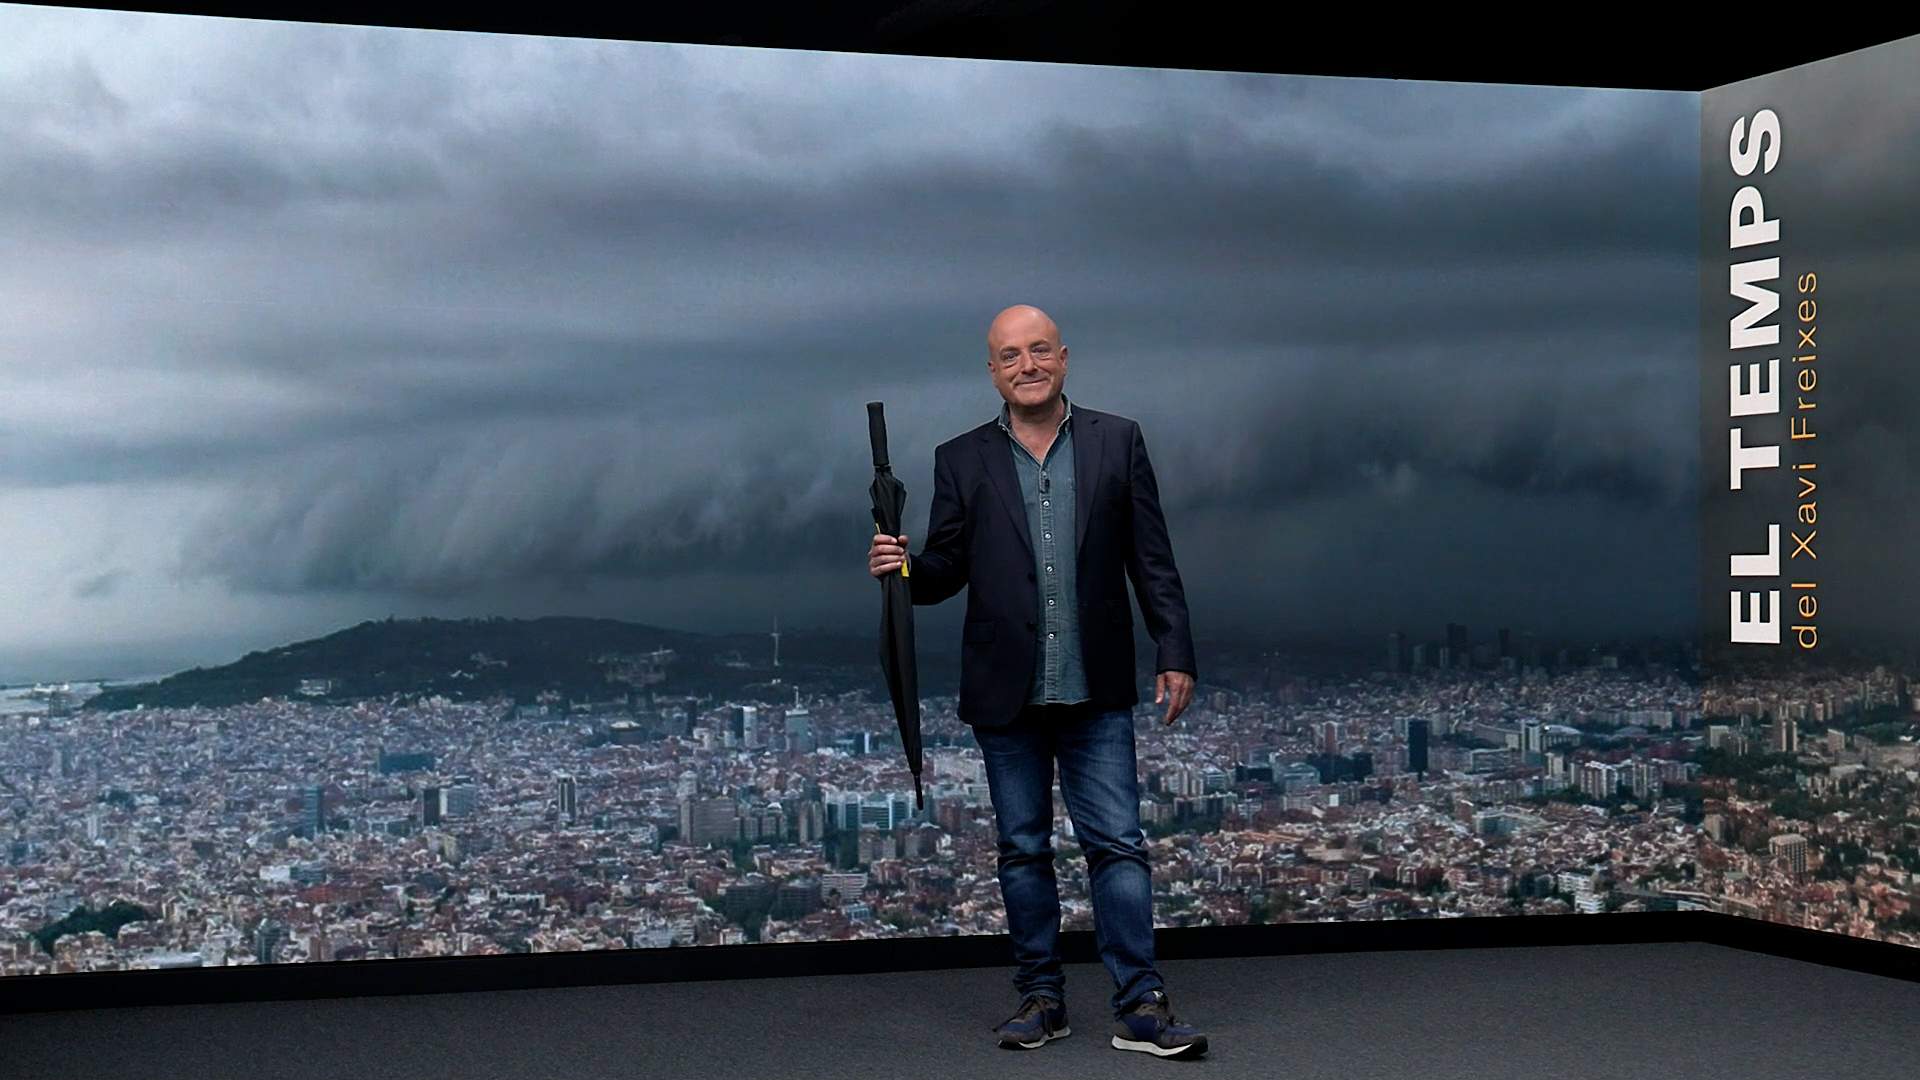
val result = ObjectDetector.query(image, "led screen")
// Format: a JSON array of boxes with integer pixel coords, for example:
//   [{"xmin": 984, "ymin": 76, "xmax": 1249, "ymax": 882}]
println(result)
[{"xmin": 3, "ymin": 6, "xmax": 1909, "ymax": 981}]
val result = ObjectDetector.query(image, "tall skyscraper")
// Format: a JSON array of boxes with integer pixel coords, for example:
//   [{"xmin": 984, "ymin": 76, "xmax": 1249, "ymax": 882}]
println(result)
[
  {"xmin": 832, "ymin": 792, "xmax": 862, "ymax": 832},
  {"xmin": 1770, "ymin": 832, "xmax": 1809, "ymax": 877},
  {"xmin": 304, "ymin": 784, "xmax": 325, "ymax": 838},
  {"xmin": 784, "ymin": 686, "xmax": 813, "ymax": 753},
  {"xmin": 680, "ymin": 796, "xmax": 739, "ymax": 846},
  {"xmin": 1408, "ymin": 719, "xmax": 1430, "ymax": 775},
  {"xmin": 1522, "ymin": 718, "xmax": 1544, "ymax": 761},
  {"xmin": 420, "ymin": 785, "xmax": 442, "ymax": 826},
  {"xmin": 555, "ymin": 774, "xmax": 578, "ymax": 824},
  {"xmin": 444, "ymin": 776, "xmax": 478, "ymax": 818},
  {"xmin": 1387, "ymin": 631, "xmax": 1405, "ymax": 673},
  {"xmin": 859, "ymin": 794, "xmax": 895, "ymax": 829},
  {"xmin": 730, "ymin": 704, "xmax": 760, "ymax": 748},
  {"xmin": 1770, "ymin": 716, "xmax": 1800, "ymax": 754},
  {"xmin": 1317, "ymin": 720, "xmax": 1343, "ymax": 754}
]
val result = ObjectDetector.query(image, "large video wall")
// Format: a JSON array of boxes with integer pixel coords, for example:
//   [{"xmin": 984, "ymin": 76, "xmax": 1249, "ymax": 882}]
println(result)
[{"xmin": 0, "ymin": 5, "xmax": 1912, "ymax": 979}]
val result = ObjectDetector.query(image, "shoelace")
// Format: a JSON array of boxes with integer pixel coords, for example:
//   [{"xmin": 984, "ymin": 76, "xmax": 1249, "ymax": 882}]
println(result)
[
  {"xmin": 998, "ymin": 996, "xmax": 1053, "ymax": 1030},
  {"xmin": 1133, "ymin": 993, "xmax": 1183, "ymax": 1027}
]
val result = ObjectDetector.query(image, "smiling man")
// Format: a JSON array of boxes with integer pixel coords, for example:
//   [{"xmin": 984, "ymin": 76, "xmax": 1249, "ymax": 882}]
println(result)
[{"xmin": 866, "ymin": 304, "xmax": 1205, "ymax": 1058}]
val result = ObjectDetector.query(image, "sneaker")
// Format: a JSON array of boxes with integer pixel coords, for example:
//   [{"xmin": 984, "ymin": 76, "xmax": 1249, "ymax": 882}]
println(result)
[
  {"xmin": 1111, "ymin": 988, "xmax": 1208, "ymax": 1058},
  {"xmin": 994, "ymin": 993, "xmax": 1070, "ymax": 1049}
]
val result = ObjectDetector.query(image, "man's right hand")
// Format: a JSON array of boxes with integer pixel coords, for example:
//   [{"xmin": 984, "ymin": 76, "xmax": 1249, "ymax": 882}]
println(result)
[{"xmin": 869, "ymin": 532, "xmax": 908, "ymax": 578}]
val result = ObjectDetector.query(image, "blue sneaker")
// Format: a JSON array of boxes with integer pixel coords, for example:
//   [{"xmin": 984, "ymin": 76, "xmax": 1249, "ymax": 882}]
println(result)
[
  {"xmin": 1111, "ymin": 988, "xmax": 1208, "ymax": 1058},
  {"xmin": 994, "ymin": 993, "xmax": 1070, "ymax": 1049}
]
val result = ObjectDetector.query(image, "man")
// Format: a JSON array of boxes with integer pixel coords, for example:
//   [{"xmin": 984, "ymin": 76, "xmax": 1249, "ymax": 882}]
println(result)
[{"xmin": 866, "ymin": 304, "xmax": 1207, "ymax": 1059}]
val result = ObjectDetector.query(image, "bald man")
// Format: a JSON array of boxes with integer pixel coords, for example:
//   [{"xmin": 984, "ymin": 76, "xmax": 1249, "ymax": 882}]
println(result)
[{"xmin": 867, "ymin": 305, "xmax": 1206, "ymax": 1058}]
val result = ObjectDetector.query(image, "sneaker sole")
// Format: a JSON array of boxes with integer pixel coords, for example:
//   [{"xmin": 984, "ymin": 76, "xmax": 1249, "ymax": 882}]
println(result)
[
  {"xmin": 1112, "ymin": 1034, "xmax": 1207, "ymax": 1057},
  {"xmin": 999, "ymin": 1026, "xmax": 1070, "ymax": 1049}
]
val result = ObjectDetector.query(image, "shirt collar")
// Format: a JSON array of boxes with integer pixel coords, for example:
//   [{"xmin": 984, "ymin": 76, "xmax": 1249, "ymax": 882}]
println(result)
[{"xmin": 997, "ymin": 393, "xmax": 1072, "ymax": 435}]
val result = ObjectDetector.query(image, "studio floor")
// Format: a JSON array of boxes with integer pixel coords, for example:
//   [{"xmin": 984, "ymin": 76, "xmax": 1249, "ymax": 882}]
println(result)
[{"xmin": 4, "ymin": 940, "xmax": 1917, "ymax": 1079}]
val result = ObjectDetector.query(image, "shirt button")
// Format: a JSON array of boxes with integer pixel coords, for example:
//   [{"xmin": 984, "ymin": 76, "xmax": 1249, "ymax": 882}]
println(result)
[
  {"xmin": 1046, "ymin": 565, "xmax": 1053, "ymax": 573},
  {"xmin": 1043, "ymin": 532, "xmax": 1050, "ymax": 540},
  {"xmin": 1048, "ymin": 632, "xmax": 1055, "ymax": 639},
  {"xmin": 1047, "ymin": 598, "xmax": 1055, "ymax": 606},
  {"xmin": 1042, "ymin": 499, "xmax": 1049, "ymax": 507}
]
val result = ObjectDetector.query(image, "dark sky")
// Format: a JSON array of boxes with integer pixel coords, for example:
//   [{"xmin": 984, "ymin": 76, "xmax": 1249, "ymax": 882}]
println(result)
[{"xmin": 0, "ymin": 7, "xmax": 1703, "ymax": 682}]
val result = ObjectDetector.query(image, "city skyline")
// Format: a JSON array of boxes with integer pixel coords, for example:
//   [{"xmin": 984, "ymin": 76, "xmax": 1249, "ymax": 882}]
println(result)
[
  {"xmin": 7, "ymin": 641, "xmax": 1914, "ymax": 978},
  {"xmin": 0, "ymin": 607, "xmax": 1699, "ymax": 689}
]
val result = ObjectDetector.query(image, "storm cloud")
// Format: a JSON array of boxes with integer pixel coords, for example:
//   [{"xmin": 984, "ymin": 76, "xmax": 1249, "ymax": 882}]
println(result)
[{"xmin": 0, "ymin": 8, "xmax": 1703, "ymax": 679}]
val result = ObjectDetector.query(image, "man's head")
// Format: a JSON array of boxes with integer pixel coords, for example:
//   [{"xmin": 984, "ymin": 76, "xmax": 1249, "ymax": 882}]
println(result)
[{"xmin": 986, "ymin": 304, "xmax": 1068, "ymax": 413}]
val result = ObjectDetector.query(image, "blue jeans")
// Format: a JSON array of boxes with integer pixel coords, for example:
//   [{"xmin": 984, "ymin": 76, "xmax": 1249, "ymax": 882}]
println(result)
[{"xmin": 973, "ymin": 701, "xmax": 1165, "ymax": 1019}]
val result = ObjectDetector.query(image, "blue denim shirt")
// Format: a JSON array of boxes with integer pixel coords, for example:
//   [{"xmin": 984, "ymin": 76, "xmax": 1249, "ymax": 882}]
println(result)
[{"xmin": 998, "ymin": 395, "xmax": 1090, "ymax": 705}]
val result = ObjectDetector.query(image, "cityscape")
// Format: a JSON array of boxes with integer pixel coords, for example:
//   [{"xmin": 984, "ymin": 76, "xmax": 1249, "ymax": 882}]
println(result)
[
  {"xmin": 3, "ymin": 616, "xmax": 1916, "ymax": 977},
  {"xmin": 0, "ymin": 7, "xmax": 1736, "ymax": 980}
]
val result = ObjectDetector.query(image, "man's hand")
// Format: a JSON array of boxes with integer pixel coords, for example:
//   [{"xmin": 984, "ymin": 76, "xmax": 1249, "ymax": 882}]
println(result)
[
  {"xmin": 870, "ymin": 532, "xmax": 908, "ymax": 578},
  {"xmin": 1154, "ymin": 670, "xmax": 1194, "ymax": 726}
]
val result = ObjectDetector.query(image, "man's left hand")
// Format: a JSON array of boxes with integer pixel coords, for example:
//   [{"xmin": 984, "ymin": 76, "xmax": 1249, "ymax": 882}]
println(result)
[{"xmin": 1154, "ymin": 670, "xmax": 1194, "ymax": 726}]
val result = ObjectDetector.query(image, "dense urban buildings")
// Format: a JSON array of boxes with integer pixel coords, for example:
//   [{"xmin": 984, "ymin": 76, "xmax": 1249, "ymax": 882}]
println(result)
[{"xmin": 2, "ymin": 625, "xmax": 1917, "ymax": 975}]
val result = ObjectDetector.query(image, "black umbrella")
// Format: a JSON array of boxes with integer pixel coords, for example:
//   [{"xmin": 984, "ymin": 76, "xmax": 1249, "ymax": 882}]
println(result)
[{"xmin": 867, "ymin": 401, "xmax": 924, "ymax": 811}]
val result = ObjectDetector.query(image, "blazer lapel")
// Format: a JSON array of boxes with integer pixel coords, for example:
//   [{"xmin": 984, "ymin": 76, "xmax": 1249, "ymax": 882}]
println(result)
[
  {"xmin": 977, "ymin": 429, "xmax": 1034, "ymax": 561},
  {"xmin": 1074, "ymin": 412, "xmax": 1101, "ymax": 559}
]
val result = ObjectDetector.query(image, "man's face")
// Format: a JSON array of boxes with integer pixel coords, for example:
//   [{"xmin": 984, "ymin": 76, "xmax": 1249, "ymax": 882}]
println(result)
[{"xmin": 987, "ymin": 314, "xmax": 1068, "ymax": 410}]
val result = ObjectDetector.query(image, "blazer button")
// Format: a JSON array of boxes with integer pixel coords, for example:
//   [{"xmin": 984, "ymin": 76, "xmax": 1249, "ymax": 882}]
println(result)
[{"xmin": 1026, "ymin": 621, "xmax": 1036, "ymax": 630}]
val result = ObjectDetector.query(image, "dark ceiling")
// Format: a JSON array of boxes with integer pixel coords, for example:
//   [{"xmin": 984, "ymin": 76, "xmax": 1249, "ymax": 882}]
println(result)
[{"xmin": 37, "ymin": 2, "xmax": 1920, "ymax": 91}]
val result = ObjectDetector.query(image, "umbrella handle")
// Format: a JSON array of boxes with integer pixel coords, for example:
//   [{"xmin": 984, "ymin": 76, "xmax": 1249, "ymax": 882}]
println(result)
[{"xmin": 867, "ymin": 401, "xmax": 890, "ymax": 468}]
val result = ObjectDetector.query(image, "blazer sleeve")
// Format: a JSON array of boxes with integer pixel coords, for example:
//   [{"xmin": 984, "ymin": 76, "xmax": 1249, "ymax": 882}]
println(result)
[
  {"xmin": 907, "ymin": 444, "xmax": 968, "ymax": 605},
  {"xmin": 1123, "ymin": 422, "xmax": 1197, "ymax": 679}
]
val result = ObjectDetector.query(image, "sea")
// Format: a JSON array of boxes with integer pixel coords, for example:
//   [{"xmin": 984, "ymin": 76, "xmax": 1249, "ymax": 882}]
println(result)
[{"xmin": 0, "ymin": 675, "xmax": 169, "ymax": 717}]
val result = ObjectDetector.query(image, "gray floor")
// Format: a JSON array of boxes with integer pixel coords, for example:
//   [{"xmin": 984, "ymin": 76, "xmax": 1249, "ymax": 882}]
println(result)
[{"xmin": 3, "ymin": 942, "xmax": 1917, "ymax": 1078}]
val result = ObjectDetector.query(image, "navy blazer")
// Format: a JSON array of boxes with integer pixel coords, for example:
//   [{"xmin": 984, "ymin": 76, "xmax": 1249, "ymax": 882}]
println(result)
[{"xmin": 907, "ymin": 403, "xmax": 1197, "ymax": 729}]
